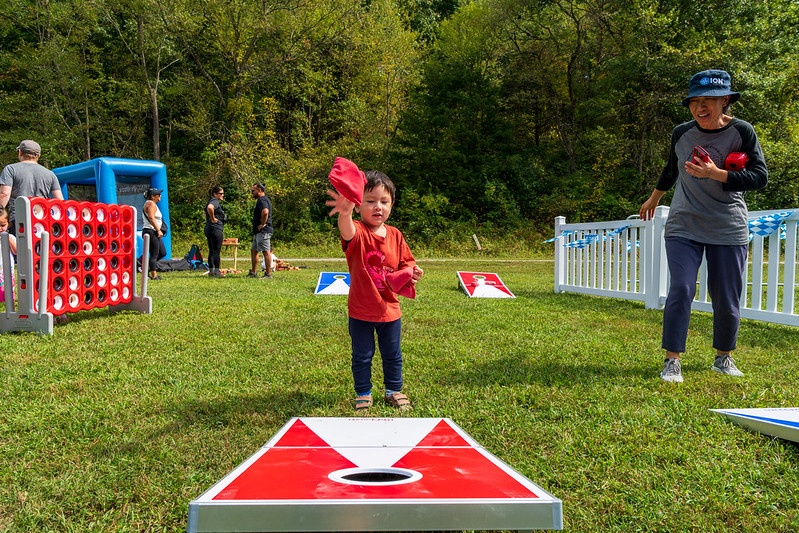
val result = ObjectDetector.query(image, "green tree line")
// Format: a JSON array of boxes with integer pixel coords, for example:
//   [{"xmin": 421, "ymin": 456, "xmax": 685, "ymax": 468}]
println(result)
[{"xmin": 2, "ymin": 0, "xmax": 798, "ymax": 247}]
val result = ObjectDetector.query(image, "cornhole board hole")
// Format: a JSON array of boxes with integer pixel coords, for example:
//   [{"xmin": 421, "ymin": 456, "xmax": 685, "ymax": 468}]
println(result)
[
  {"xmin": 711, "ymin": 408, "xmax": 799, "ymax": 443},
  {"xmin": 314, "ymin": 272, "xmax": 350, "ymax": 295},
  {"xmin": 457, "ymin": 271, "xmax": 515, "ymax": 298},
  {"xmin": 187, "ymin": 417, "xmax": 562, "ymax": 532}
]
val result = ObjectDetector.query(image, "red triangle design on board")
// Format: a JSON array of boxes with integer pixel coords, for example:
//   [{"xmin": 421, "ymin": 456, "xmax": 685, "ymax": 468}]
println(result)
[
  {"xmin": 273, "ymin": 418, "xmax": 330, "ymax": 447},
  {"xmin": 392, "ymin": 447, "xmax": 539, "ymax": 499},
  {"xmin": 215, "ymin": 447, "xmax": 537, "ymax": 501},
  {"xmin": 214, "ymin": 447, "xmax": 358, "ymax": 500},
  {"xmin": 415, "ymin": 419, "xmax": 471, "ymax": 447}
]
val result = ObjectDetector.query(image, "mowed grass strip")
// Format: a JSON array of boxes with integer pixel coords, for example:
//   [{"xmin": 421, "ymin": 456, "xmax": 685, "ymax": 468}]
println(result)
[{"xmin": 1, "ymin": 260, "xmax": 798, "ymax": 532}]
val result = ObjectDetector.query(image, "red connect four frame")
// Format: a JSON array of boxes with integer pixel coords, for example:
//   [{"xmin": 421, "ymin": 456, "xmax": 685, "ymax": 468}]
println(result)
[
  {"xmin": 30, "ymin": 198, "xmax": 135, "ymax": 313},
  {"xmin": 0, "ymin": 197, "xmax": 152, "ymax": 335}
]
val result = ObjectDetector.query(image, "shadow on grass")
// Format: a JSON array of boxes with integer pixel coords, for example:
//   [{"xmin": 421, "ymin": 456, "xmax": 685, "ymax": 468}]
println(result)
[
  {"xmin": 95, "ymin": 392, "xmax": 337, "ymax": 458},
  {"xmin": 737, "ymin": 319, "xmax": 799, "ymax": 350},
  {"xmin": 436, "ymin": 352, "xmax": 654, "ymax": 388},
  {"xmin": 510, "ymin": 288, "xmax": 559, "ymax": 300},
  {"xmin": 774, "ymin": 438, "xmax": 799, "ymax": 454},
  {"xmin": 51, "ymin": 306, "xmax": 130, "ymax": 326},
  {"xmin": 543, "ymin": 290, "xmax": 649, "ymax": 313},
  {"xmin": 167, "ymin": 391, "xmax": 340, "ymax": 428},
  {"xmin": 543, "ymin": 289, "xmax": 799, "ymax": 347}
]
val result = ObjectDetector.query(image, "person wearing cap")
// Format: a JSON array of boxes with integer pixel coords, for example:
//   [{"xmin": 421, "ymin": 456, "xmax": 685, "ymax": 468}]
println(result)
[
  {"xmin": 142, "ymin": 188, "xmax": 166, "ymax": 280},
  {"xmin": 639, "ymin": 69, "xmax": 768, "ymax": 383},
  {"xmin": 0, "ymin": 140, "xmax": 64, "ymax": 233},
  {"xmin": 248, "ymin": 183, "xmax": 273, "ymax": 278}
]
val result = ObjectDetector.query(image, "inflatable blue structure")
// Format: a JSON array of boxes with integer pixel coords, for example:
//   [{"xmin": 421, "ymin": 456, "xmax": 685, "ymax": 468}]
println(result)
[{"xmin": 52, "ymin": 157, "xmax": 172, "ymax": 258}]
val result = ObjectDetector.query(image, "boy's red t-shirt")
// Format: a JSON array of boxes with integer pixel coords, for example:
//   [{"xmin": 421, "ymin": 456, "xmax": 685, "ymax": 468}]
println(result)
[{"xmin": 342, "ymin": 220, "xmax": 416, "ymax": 322}]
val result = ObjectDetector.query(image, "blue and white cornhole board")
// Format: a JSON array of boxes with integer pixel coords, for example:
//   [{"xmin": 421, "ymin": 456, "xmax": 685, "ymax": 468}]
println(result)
[
  {"xmin": 187, "ymin": 417, "xmax": 562, "ymax": 532},
  {"xmin": 314, "ymin": 272, "xmax": 350, "ymax": 295},
  {"xmin": 457, "ymin": 271, "xmax": 515, "ymax": 298},
  {"xmin": 711, "ymin": 408, "xmax": 799, "ymax": 443}
]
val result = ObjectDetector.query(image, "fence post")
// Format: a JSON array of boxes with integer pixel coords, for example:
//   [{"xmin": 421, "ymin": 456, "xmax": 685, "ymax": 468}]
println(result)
[
  {"xmin": 554, "ymin": 216, "xmax": 566, "ymax": 293},
  {"xmin": 644, "ymin": 206, "xmax": 669, "ymax": 309}
]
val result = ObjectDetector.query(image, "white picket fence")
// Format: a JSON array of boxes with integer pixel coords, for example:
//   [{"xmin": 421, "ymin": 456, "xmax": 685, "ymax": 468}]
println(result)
[{"xmin": 553, "ymin": 206, "xmax": 799, "ymax": 327}]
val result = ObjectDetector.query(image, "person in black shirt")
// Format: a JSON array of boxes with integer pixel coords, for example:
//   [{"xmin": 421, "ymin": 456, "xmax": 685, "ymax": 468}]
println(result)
[
  {"xmin": 248, "ymin": 183, "xmax": 273, "ymax": 278},
  {"xmin": 204, "ymin": 186, "xmax": 226, "ymax": 277}
]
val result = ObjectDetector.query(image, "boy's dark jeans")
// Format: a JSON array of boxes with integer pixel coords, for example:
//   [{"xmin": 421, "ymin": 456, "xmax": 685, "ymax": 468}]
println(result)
[{"xmin": 349, "ymin": 317, "xmax": 403, "ymax": 396}]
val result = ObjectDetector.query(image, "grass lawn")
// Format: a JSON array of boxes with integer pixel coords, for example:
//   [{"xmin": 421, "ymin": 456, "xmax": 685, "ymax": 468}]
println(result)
[{"xmin": 2, "ymin": 258, "xmax": 799, "ymax": 532}]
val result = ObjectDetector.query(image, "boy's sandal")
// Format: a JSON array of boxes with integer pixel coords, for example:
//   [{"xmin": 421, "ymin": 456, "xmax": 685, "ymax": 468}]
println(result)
[
  {"xmin": 385, "ymin": 392, "xmax": 411, "ymax": 411},
  {"xmin": 355, "ymin": 395, "xmax": 373, "ymax": 411}
]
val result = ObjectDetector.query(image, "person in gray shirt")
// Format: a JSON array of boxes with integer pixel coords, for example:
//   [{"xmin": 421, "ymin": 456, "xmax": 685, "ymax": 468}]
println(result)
[
  {"xmin": 639, "ymin": 69, "xmax": 768, "ymax": 383},
  {"xmin": 0, "ymin": 140, "xmax": 64, "ymax": 232}
]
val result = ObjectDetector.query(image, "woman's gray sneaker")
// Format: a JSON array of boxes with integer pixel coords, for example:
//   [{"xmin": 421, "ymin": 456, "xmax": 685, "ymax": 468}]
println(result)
[
  {"xmin": 660, "ymin": 358, "xmax": 683, "ymax": 383},
  {"xmin": 712, "ymin": 355, "xmax": 744, "ymax": 376}
]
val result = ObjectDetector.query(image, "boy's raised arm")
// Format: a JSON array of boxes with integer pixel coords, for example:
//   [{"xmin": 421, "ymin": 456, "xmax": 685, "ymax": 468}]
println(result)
[{"xmin": 326, "ymin": 189, "xmax": 356, "ymax": 241}]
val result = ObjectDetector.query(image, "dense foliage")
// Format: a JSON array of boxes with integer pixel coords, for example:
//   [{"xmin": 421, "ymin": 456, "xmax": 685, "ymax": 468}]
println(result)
[{"xmin": 1, "ymin": 0, "xmax": 798, "ymax": 246}]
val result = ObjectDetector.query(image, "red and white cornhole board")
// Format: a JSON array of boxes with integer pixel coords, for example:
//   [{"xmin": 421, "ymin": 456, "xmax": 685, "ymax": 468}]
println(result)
[
  {"xmin": 711, "ymin": 408, "xmax": 799, "ymax": 443},
  {"xmin": 457, "ymin": 271, "xmax": 515, "ymax": 298},
  {"xmin": 187, "ymin": 417, "xmax": 562, "ymax": 532}
]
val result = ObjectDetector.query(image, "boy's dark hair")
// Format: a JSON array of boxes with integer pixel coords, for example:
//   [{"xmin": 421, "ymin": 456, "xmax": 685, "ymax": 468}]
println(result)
[
  {"xmin": 364, "ymin": 170, "xmax": 395, "ymax": 203},
  {"xmin": 253, "ymin": 183, "xmax": 265, "ymax": 192}
]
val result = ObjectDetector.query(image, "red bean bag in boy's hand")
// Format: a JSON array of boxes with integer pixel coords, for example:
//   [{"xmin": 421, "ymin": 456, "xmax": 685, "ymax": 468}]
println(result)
[
  {"xmin": 385, "ymin": 267, "xmax": 416, "ymax": 299},
  {"xmin": 328, "ymin": 157, "xmax": 367, "ymax": 206}
]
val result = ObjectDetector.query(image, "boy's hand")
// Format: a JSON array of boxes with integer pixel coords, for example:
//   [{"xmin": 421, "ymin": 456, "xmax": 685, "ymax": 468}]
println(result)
[
  {"xmin": 326, "ymin": 189, "xmax": 357, "ymax": 240},
  {"xmin": 411, "ymin": 265, "xmax": 424, "ymax": 283},
  {"xmin": 326, "ymin": 189, "xmax": 355, "ymax": 217}
]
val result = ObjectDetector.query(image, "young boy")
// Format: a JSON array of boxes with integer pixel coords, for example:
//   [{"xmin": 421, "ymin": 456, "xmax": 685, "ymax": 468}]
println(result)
[{"xmin": 327, "ymin": 168, "xmax": 423, "ymax": 411}]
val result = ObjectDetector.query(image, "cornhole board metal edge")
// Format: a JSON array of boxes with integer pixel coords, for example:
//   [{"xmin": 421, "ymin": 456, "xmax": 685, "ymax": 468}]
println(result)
[
  {"xmin": 314, "ymin": 272, "xmax": 350, "ymax": 295},
  {"xmin": 710, "ymin": 408, "xmax": 799, "ymax": 443},
  {"xmin": 188, "ymin": 496, "xmax": 562, "ymax": 532},
  {"xmin": 187, "ymin": 417, "xmax": 562, "ymax": 532},
  {"xmin": 456, "ymin": 271, "xmax": 515, "ymax": 298}
]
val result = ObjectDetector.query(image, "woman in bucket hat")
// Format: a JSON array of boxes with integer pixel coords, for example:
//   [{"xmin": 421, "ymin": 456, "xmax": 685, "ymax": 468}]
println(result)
[{"xmin": 639, "ymin": 69, "xmax": 768, "ymax": 383}]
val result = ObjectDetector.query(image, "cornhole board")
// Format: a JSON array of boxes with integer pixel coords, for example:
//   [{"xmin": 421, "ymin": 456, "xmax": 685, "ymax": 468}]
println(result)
[
  {"xmin": 457, "ymin": 271, "xmax": 515, "ymax": 298},
  {"xmin": 314, "ymin": 272, "xmax": 350, "ymax": 295},
  {"xmin": 187, "ymin": 417, "xmax": 562, "ymax": 532},
  {"xmin": 711, "ymin": 408, "xmax": 799, "ymax": 443}
]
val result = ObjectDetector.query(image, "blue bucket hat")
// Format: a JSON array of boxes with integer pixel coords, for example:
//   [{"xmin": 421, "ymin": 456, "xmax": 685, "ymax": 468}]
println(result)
[{"xmin": 681, "ymin": 69, "xmax": 740, "ymax": 107}]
